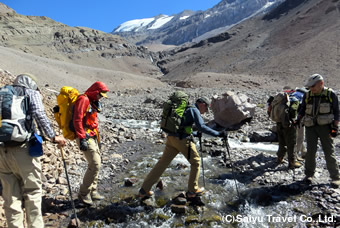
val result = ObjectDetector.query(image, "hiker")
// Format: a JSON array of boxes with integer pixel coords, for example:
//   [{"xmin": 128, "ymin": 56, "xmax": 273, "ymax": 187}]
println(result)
[
  {"xmin": 139, "ymin": 96, "xmax": 224, "ymax": 198},
  {"xmin": 0, "ymin": 73, "xmax": 66, "ymax": 228},
  {"xmin": 73, "ymin": 81, "xmax": 109, "ymax": 205},
  {"xmin": 296, "ymin": 74, "xmax": 340, "ymax": 187},
  {"xmin": 292, "ymin": 87, "xmax": 308, "ymax": 159},
  {"xmin": 267, "ymin": 87, "xmax": 301, "ymax": 169}
]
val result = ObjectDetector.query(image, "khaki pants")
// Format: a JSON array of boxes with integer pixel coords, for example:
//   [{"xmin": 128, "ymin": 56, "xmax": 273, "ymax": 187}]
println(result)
[
  {"xmin": 142, "ymin": 136, "xmax": 201, "ymax": 192},
  {"xmin": 305, "ymin": 125, "xmax": 340, "ymax": 180},
  {"xmin": 276, "ymin": 123, "xmax": 297, "ymax": 163},
  {"xmin": 295, "ymin": 125, "xmax": 306, "ymax": 156},
  {"xmin": 77, "ymin": 138, "xmax": 101, "ymax": 195},
  {"xmin": 0, "ymin": 143, "xmax": 44, "ymax": 228}
]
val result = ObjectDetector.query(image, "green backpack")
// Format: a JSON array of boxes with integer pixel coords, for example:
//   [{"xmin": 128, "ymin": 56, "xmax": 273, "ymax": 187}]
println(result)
[{"xmin": 160, "ymin": 91, "xmax": 189, "ymax": 134}]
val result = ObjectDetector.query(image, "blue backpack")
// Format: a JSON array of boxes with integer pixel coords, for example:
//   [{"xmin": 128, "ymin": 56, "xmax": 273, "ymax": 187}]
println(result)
[
  {"xmin": 291, "ymin": 88, "xmax": 307, "ymax": 103},
  {"xmin": 0, "ymin": 85, "xmax": 32, "ymax": 144}
]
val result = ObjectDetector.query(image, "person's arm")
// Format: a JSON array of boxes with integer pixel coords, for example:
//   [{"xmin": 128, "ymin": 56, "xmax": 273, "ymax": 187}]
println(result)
[
  {"xmin": 297, "ymin": 93, "xmax": 307, "ymax": 120},
  {"xmin": 190, "ymin": 107, "xmax": 220, "ymax": 136},
  {"xmin": 73, "ymin": 95, "xmax": 89, "ymax": 139},
  {"xmin": 29, "ymin": 90, "xmax": 66, "ymax": 146},
  {"xmin": 29, "ymin": 90, "xmax": 56, "ymax": 139},
  {"xmin": 331, "ymin": 91, "xmax": 339, "ymax": 125}
]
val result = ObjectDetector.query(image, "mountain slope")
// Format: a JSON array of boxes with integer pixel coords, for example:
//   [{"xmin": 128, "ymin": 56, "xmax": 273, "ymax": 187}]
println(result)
[
  {"xmin": 0, "ymin": 3, "xmax": 166, "ymax": 91},
  {"xmin": 156, "ymin": 0, "xmax": 340, "ymax": 90},
  {"xmin": 112, "ymin": 0, "xmax": 285, "ymax": 46}
]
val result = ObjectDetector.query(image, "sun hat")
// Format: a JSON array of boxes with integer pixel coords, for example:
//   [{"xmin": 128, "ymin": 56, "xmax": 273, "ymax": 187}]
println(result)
[{"xmin": 305, "ymin": 74, "xmax": 323, "ymax": 87}]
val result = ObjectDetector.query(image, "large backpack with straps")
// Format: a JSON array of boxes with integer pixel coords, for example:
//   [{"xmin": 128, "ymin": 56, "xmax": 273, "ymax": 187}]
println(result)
[
  {"xmin": 160, "ymin": 91, "xmax": 189, "ymax": 134},
  {"xmin": 53, "ymin": 86, "xmax": 79, "ymax": 140},
  {"xmin": 0, "ymin": 85, "xmax": 32, "ymax": 143},
  {"xmin": 269, "ymin": 92, "xmax": 290, "ymax": 124}
]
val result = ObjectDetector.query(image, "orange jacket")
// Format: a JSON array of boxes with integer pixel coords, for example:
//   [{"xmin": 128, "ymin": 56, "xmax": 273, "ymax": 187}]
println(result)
[{"xmin": 73, "ymin": 81, "xmax": 109, "ymax": 139}]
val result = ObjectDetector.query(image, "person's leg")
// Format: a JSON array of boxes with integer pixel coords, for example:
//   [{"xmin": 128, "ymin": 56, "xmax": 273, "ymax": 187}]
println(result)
[
  {"xmin": 15, "ymin": 146, "xmax": 43, "ymax": 228},
  {"xmin": 79, "ymin": 138, "xmax": 101, "ymax": 196},
  {"xmin": 296, "ymin": 125, "xmax": 305, "ymax": 156},
  {"xmin": 141, "ymin": 136, "xmax": 179, "ymax": 192},
  {"xmin": 0, "ymin": 144, "xmax": 44, "ymax": 228},
  {"xmin": 285, "ymin": 126, "xmax": 298, "ymax": 166},
  {"xmin": 276, "ymin": 124, "xmax": 287, "ymax": 161},
  {"xmin": 305, "ymin": 126, "xmax": 319, "ymax": 177},
  {"xmin": 318, "ymin": 125, "xmax": 340, "ymax": 180},
  {"xmin": 179, "ymin": 139, "xmax": 201, "ymax": 192}
]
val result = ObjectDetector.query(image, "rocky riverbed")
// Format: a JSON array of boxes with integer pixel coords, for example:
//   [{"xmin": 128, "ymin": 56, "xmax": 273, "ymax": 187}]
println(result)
[{"xmin": 1, "ymin": 74, "xmax": 340, "ymax": 227}]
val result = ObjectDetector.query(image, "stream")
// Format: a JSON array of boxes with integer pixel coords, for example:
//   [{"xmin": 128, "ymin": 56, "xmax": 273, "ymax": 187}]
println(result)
[{"xmin": 73, "ymin": 119, "xmax": 338, "ymax": 228}]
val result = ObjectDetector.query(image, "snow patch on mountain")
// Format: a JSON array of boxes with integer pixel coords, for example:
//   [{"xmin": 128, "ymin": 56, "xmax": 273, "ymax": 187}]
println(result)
[
  {"xmin": 148, "ymin": 15, "xmax": 173, "ymax": 30},
  {"xmin": 115, "ymin": 18, "xmax": 154, "ymax": 32}
]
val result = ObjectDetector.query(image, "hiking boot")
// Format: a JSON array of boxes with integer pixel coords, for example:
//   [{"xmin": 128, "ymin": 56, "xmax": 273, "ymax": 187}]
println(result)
[
  {"xmin": 91, "ymin": 191, "xmax": 104, "ymax": 200},
  {"xmin": 303, "ymin": 176, "xmax": 313, "ymax": 184},
  {"xmin": 138, "ymin": 188, "xmax": 154, "ymax": 198},
  {"xmin": 297, "ymin": 156, "xmax": 304, "ymax": 162},
  {"xmin": 288, "ymin": 161, "xmax": 302, "ymax": 169},
  {"xmin": 276, "ymin": 156, "xmax": 284, "ymax": 164},
  {"xmin": 331, "ymin": 179, "xmax": 340, "ymax": 188},
  {"xmin": 186, "ymin": 187, "xmax": 205, "ymax": 198},
  {"xmin": 78, "ymin": 193, "xmax": 93, "ymax": 205}
]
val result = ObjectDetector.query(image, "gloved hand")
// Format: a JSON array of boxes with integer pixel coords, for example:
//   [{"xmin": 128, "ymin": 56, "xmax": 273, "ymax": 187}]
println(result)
[
  {"xmin": 330, "ymin": 125, "xmax": 338, "ymax": 138},
  {"xmin": 79, "ymin": 138, "xmax": 88, "ymax": 151},
  {"xmin": 293, "ymin": 118, "xmax": 301, "ymax": 128},
  {"xmin": 218, "ymin": 130, "xmax": 228, "ymax": 138}
]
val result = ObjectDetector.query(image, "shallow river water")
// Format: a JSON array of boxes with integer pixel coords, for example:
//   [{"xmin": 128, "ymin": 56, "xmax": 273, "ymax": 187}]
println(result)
[{"xmin": 77, "ymin": 119, "xmax": 331, "ymax": 228}]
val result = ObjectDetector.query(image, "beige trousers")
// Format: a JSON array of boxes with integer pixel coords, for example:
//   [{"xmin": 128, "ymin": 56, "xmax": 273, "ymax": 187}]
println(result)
[
  {"xmin": 77, "ymin": 138, "xmax": 101, "ymax": 195},
  {"xmin": 295, "ymin": 125, "xmax": 306, "ymax": 157},
  {"xmin": 0, "ymin": 143, "xmax": 44, "ymax": 228},
  {"xmin": 142, "ymin": 136, "xmax": 201, "ymax": 192}
]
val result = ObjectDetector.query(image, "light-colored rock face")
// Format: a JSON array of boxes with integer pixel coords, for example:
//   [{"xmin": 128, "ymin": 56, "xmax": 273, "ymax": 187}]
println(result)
[{"xmin": 0, "ymin": 3, "xmax": 16, "ymax": 14}]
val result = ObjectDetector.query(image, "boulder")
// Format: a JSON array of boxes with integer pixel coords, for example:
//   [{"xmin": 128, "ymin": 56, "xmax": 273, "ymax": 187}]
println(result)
[{"xmin": 211, "ymin": 91, "xmax": 256, "ymax": 129}]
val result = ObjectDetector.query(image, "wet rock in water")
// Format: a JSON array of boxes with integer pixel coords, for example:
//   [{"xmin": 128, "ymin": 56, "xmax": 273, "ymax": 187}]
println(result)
[
  {"xmin": 156, "ymin": 180, "xmax": 164, "ymax": 190},
  {"xmin": 249, "ymin": 130, "xmax": 277, "ymax": 142},
  {"xmin": 185, "ymin": 215, "xmax": 200, "ymax": 225},
  {"xmin": 226, "ymin": 198, "xmax": 246, "ymax": 211},
  {"xmin": 209, "ymin": 148, "xmax": 224, "ymax": 157},
  {"xmin": 245, "ymin": 188, "xmax": 273, "ymax": 206},
  {"xmin": 187, "ymin": 196, "xmax": 205, "ymax": 206},
  {"xmin": 142, "ymin": 198, "xmax": 157, "ymax": 207},
  {"xmin": 172, "ymin": 197, "xmax": 187, "ymax": 205},
  {"xmin": 171, "ymin": 204, "xmax": 187, "ymax": 213},
  {"xmin": 68, "ymin": 218, "xmax": 80, "ymax": 228},
  {"xmin": 124, "ymin": 178, "xmax": 137, "ymax": 187}
]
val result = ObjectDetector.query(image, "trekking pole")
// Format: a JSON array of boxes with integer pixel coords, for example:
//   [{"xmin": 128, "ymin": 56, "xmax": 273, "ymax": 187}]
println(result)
[
  {"xmin": 198, "ymin": 132, "xmax": 206, "ymax": 188},
  {"xmin": 60, "ymin": 147, "xmax": 79, "ymax": 227},
  {"xmin": 222, "ymin": 135, "xmax": 241, "ymax": 200}
]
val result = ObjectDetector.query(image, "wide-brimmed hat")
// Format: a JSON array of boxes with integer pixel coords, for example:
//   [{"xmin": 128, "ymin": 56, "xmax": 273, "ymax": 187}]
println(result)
[{"xmin": 305, "ymin": 74, "xmax": 323, "ymax": 87}]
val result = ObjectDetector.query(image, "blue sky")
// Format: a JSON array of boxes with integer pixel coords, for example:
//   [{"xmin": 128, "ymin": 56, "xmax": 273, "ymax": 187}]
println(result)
[{"xmin": 2, "ymin": 0, "xmax": 221, "ymax": 33}]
